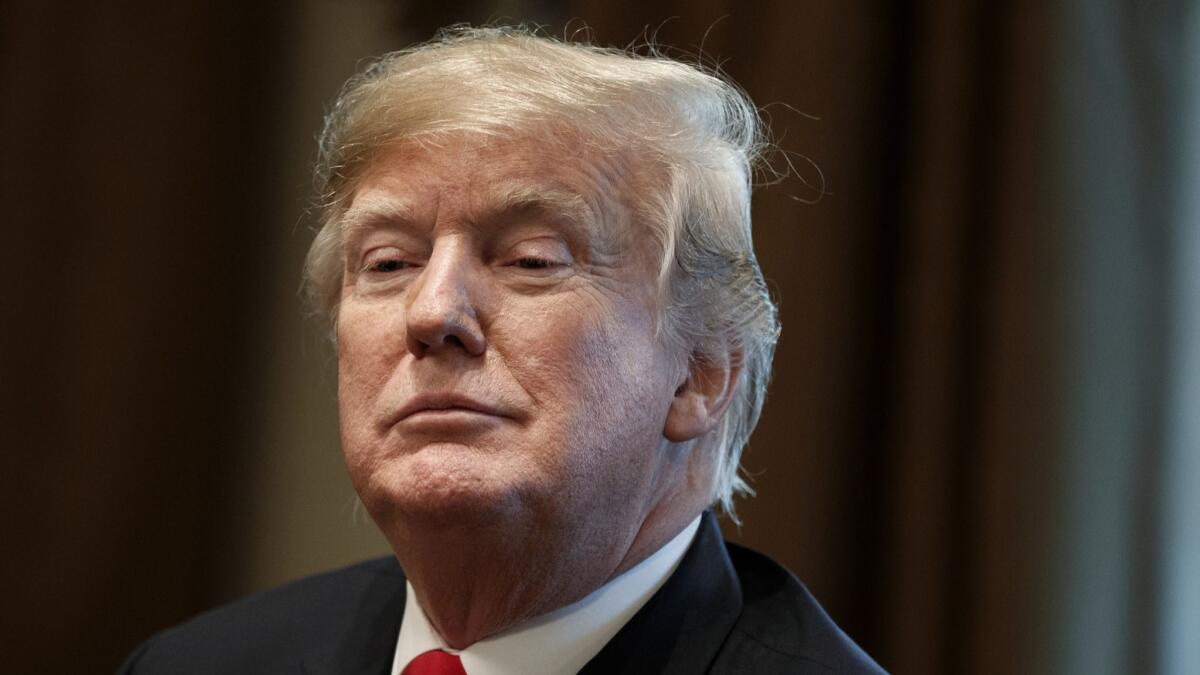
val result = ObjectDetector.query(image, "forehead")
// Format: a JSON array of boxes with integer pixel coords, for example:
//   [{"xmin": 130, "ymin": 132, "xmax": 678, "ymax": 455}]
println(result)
[{"xmin": 343, "ymin": 133, "xmax": 641, "ymax": 240}]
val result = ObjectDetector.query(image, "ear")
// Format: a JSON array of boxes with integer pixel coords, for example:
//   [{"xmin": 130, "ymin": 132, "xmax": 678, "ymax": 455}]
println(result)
[{"xmin": 663, "ymin": 353, "xmax": 742, "ymax": 443}]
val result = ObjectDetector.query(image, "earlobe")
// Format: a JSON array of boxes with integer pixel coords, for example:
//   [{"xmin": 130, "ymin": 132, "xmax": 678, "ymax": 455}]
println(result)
[{"xmin": 663, "ymin": 355, "xmax": 741, "ymax": 443}]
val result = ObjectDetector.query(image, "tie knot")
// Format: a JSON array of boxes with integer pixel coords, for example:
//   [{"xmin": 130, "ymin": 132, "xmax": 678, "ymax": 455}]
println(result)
[{"xmin": 402, "ymin": 649, "xmax": 466, "ymax": 675}]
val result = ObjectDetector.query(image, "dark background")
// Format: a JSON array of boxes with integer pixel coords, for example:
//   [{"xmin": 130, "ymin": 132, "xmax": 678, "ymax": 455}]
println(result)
[{"xmin": 3, "ymin": 2, "xmax": 1197, "ymax": 674}]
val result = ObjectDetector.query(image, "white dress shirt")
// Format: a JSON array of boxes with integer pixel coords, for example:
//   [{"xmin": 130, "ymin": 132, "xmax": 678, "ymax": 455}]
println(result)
[{"xmin": 390, "ymin": 516, "xmax": 702, "ymax": 675}]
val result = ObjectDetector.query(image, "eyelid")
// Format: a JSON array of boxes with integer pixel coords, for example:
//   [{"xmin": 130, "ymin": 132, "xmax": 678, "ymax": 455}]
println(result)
[
  {"xmin": 360, "ymin": 245, "xmax": 418, "ymax": 271},
  {"xmin": 362, "ymin": 245, "xmax": 395, "ymax": 261},
  {"xmin": 505, "ymin": 236, "xmax": 574, "ymax": 264},
  {"xmin": 352, "ymin": 224, "xmax": 427, "ymax": 260}
]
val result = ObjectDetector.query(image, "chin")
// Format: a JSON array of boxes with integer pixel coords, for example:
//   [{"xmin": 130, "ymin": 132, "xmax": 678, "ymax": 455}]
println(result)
[{"xmin": 357, "ymin": 446, "xmax": 531, "ymax": 531}]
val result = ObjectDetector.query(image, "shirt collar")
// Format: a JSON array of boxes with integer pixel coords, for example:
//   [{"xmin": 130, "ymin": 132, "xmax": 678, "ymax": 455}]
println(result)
[{"xmin": 391, "ymin": 515, "xmax": 702, "ymax": 675}]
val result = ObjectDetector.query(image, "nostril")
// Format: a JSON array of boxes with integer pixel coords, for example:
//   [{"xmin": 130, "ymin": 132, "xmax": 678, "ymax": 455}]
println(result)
[{"xmin": 444, "ymin": 335, "xmax": 465, "ymax": 349}]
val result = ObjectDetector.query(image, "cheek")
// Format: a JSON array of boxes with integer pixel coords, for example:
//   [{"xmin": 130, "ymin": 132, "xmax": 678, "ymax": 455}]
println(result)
[
  {"xmin": 495, "ymin": 295, "xmax": 622, "ymax": 393},
  {"xmin": 338, "ymin": 299, "xmax": 405, "ymax": 376},
  {"xmin": 336, "ymin": 302, "xmax": 405, "ymax": 438},
  {"xmin": 504, "ymin": 293, "xmax": 674, "ymax": 441}
]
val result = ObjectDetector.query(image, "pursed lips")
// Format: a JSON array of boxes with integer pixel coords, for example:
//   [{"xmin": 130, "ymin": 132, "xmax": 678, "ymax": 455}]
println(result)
[{"xmin": 389, "ymin": 392, "xmax": 513, "ymax": 427}]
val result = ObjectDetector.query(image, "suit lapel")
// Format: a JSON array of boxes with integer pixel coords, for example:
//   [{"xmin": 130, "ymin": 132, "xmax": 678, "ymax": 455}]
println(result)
[
  {"xmin": 579, "ymin": 511, "xmax": 743, "ymax": 675},
  {"xmin": 301, "ymin": 561, "xmax": 408, "ymax": 675}
]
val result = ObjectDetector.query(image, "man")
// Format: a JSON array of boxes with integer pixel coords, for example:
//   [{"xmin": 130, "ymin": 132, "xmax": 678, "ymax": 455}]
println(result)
[{"xmin": 121, "ymin": 26, "xmax": 884, "ymax": 674}]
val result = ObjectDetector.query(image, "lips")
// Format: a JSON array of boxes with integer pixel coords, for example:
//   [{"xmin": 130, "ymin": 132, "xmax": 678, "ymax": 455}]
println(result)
[{"xmin": 390, "ymin": 392, "xmax": 512, "ymax": 426}]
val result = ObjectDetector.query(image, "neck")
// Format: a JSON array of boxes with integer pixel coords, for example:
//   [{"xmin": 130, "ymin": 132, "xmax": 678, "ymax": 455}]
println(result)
[{"xmin": 388, "ymin": 499, "xmax": 704, "ymax": 648}]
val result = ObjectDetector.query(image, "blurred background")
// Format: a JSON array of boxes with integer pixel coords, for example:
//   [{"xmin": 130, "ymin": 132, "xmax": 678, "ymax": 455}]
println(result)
[{"xmin": 2, "ymin": 1, "xmax": 1197, "ymax": 673}]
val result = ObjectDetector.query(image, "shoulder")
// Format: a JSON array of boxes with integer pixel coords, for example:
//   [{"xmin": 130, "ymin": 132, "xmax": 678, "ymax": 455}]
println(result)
[
  {"xmin": 716, "ymin": 542, "xmax": 887, "ymax": 675},
  {"xmin": 119, "ymin": 556, "xmax": 405, "ymax": 675}
]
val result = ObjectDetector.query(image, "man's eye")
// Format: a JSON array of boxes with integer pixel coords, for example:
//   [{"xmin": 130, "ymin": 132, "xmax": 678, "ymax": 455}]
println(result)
[
  {"xmin": 369, "ymin": 259, "xmax": 411, "ymax": 273},
  {"xmin": 515, "ymin": 257, "xmax": 555, "ymax": 270}
]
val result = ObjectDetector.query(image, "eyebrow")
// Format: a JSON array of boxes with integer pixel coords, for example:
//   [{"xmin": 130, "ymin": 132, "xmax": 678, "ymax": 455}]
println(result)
[
  {"xmin": 340, "ymin": 183, "xmax": 598, "ymax": 240},
  {"xmin": 339, "ymin": 195, "xmax": 419, "ymax": 241},
  {"xmin": 477, "ymin": 182, "xmax": 595, "ymax": 231}
]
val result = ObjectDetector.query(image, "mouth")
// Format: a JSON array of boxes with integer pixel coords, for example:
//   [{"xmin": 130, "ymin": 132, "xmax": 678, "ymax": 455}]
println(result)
[{"xmin": 390, "ymin": 393, "xmax": 512, "ymax": 426}]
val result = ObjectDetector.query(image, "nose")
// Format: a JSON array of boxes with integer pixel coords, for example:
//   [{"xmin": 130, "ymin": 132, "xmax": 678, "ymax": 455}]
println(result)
[{"xmin": 404, "ymin": 242, "xmax": 487, "ymax": 358}]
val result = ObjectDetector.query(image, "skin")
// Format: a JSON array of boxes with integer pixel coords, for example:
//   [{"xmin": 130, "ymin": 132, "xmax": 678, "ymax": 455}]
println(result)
[{"xmin": 336, "ymin": 133, "xmax": 737, "ymax": 648}]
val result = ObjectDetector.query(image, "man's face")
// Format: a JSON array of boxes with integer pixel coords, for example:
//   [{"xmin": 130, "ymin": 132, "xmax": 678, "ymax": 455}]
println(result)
[{"xmin": 336, "ymin": 134, "xmax": 688, "ymax": 550}]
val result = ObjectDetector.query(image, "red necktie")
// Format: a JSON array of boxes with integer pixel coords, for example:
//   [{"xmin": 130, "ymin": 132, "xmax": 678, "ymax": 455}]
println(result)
[{"xmin": 401, "ymin": 649, "xmax": 467, "ymax": 675}]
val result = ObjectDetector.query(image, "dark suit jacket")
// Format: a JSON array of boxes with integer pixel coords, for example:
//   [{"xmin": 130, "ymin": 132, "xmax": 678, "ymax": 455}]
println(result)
[{"xmin": 119, "ymin": 513, "xmax": 885, "ymax": 674}]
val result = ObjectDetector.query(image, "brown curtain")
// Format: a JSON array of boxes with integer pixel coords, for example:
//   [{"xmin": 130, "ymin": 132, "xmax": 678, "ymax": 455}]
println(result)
[
  {"xmin": 0, "ymin": 3, "xmax": 285, "ymax": 672},
  {"xmin": 3, "ymin": 2, "xmax": 1190, "ymax": 673}
]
